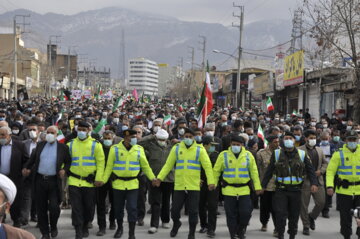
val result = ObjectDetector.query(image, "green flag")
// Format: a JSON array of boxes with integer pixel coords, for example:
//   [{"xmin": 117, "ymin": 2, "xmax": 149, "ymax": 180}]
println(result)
[
  {"xmin": 113, "ymin": 97, "xmax": 124, "ymax": 112},
  {"xmin": 93, "ymin": 118, "xmax": 107, "ymax": 134}
]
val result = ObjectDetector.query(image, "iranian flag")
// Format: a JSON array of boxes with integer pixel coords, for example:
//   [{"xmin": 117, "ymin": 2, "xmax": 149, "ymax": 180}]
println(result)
[
  {"xmin": 257, "ymin": 124, "xmax": 268, "ymax": 148},
  {"xmin": 292, "ymin": 110, "xmax": 297, "ymax": 116},
  {"xmin": 164, "ymin": 115, "xmax": 171, "ymax": 125},
  {"xmin": 55, "ymin": 109, "xmax": 64, "ymax": 126},
  {"xmin": 112, "ymin": 97, "xmax": 125, "ymax": 112},
  {"xmin": 59, "ymin": 90, "xmax": 68, "ymax": 101},
  {"xmin": 57, "ymin": 129, "xmax": 65, "ymax": 143},
  {"xmin": 93, "ymin": 118, "xmax": 107, "ymax": 135},
  {"xmin": 95, "ymin": 85, "xmax": 102, "ymax": 100},
  {"xmin": 266, "ymin": 97, "xmax": 274, "ymax": 112},
  {"xmin": 179, "ymin": 104, "xmax": 185, "ymax": 112},
  {"xmin": 196, "ymin": 61, "xmax": 213, "ymax": 128}
]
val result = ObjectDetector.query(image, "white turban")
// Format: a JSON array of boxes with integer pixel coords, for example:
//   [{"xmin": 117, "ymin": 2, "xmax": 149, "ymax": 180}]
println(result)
[
  {"xmin": 0, "ymin": 174, "xmax": 17, "ymax": 204},
  {"xmin": 156, "ymin": 129, "xmax": 169, "ymax": 140}
]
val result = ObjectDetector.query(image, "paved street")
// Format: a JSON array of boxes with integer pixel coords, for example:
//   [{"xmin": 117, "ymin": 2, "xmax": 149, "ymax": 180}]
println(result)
[{"xmin": 9, "ymin": 200, "xmax": 358, "ymax": 239}]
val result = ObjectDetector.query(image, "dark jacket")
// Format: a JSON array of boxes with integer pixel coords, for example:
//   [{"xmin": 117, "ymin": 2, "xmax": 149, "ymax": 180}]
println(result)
[
  {"xmin": 24, "ymin": 141, "xmax": 71, "ymax": 202},
  {"xmin": 0, "ymin": 140, "xmax": 29, "ymax": 188},
  {"xmin": 261, "ymin": 147, "xmax": 318, "ymax": 190}
]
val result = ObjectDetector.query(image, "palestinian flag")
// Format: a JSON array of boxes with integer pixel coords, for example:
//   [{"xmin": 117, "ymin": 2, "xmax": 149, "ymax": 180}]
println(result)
[
  {"xmin": 257, "ymin": 124, "xmax": 267, "ymax": 148},
  {"xmin": 57, "ymin": 129, "xmax": 65, "ymax": 143},
  {"xmin": 164, "ymin": 115, "xmax": 171, "ymax": 125},
  {"xmin": 196, "ymin": 61, "xmax": 213, "ymax": 128},
  {"xmin": 59, "ymin": 90, "xmax": 68, "ymax": 101},
  {"xmin": 113, "ymin": 97, "xmax": 125, "ymax": 112},
  {"xmin": 93, "ymin": 118, "xmax": 107, "ymax": 135},
  {"xmin": 266, "ymin": 97, "xmax": 274, "ymax": 112}
]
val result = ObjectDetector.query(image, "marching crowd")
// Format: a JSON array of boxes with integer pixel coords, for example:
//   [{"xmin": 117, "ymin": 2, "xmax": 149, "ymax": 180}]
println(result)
[{"xmin": 0, "ymin": 98, "xmax": 359, "ymax": 239}]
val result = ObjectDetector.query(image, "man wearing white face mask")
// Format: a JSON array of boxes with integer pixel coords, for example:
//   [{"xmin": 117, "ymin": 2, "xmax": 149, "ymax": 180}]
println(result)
[
  {"xmin": 138, "ymin": 129, "xmax": 174, "ymax": 234},
  {"xmin": 298, "ymin": 130, "xmax": 327, "ymax": 236},
  {"xmin": 22, "ymin": 126, "xmax": 71, "ymax": 239}
]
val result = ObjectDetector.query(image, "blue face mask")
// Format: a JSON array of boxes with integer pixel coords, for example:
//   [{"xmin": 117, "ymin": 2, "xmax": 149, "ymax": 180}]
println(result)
[
  {"xmin": 333, "ymin": 136, "xmax": 340, "ymax": 142},
  {"xmin": 295, "ymin": 135, "xmax": 301, "ymax": 141},
  {"xmin": 231, "ymin": 145, "xmax": 241, "ymax": 154},
  {"xmin": 284, "ymin": 139, "xmax": 294, "ymax": 148},
  {"xmin": 130, "ymin": 137, "xmax": 137, "ymax": 146},
  {"xmin": 209, "ymin": 145, "xmax": 216, "ymax": 153},
  {"xmin": 122, "ymin": 126, "xmax": 128, "ymax": 131},
  {"xmin": 0, "ymin": 117, "xmax": 5, "ymax": 121},
  {"xmin": 78, "ymin": 131, "xmax": 88, "ymax": 140},
  {"xmin": 248, "ymin": 135, "xmax": 254, "ymax": 140},
  {"xmin": 347, "ymin": 142, "xmax": 358, "ymax": 150},
  {"xmin": 183, "ymin": 138, "xmax": 194, "ymax": 146},
  {"xmin": 320, "ymin": 141, "xmax": 329, "ymax": 146},
  {"xmin": 194, "ymin": 136, "xmax": 202, "ymax": 143}
]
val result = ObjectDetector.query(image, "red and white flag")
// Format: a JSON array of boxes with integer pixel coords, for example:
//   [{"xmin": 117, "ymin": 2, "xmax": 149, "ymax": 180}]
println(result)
[{"xmin": 196, "ymin": 61, "xmax": 213, "ymax": 128}]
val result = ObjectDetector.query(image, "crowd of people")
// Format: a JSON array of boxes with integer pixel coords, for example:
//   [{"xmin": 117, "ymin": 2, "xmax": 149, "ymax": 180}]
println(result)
[{"xmin": 0, "ymin": 98, "xmax": 359, "ymax": 239}]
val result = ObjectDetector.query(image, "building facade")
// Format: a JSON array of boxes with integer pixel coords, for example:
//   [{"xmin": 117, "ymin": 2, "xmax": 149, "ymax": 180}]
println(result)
[{"xmin": 128, "ymin": 58, "xmax": 158, "ymax": 96}]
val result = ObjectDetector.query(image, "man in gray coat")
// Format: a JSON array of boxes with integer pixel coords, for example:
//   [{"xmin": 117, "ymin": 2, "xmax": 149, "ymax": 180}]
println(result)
[
  {"xmin": 298, "ymin": 129, "xmax": 327, "ymax": 236},
  {"xmin": 138, "ymin": 128, "xmax": 174, "ymax": 234}
]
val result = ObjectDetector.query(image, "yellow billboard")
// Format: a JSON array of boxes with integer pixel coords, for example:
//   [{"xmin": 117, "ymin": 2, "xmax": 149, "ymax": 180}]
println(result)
[{"xmin": 284, "ymin": 50, "xmax": 304, "ymax": 86}]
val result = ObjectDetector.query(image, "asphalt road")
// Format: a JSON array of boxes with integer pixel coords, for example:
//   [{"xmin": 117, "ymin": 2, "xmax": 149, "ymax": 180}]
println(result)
[{"xmin": 8, "ymin": 198, "xmax": 359, "ymax": 239}]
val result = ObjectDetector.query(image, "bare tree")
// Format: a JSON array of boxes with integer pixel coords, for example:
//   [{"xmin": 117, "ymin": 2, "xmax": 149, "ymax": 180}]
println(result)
[{"xmin": 303, "ymin": 0, "xmax": 360, "ymax": 122}]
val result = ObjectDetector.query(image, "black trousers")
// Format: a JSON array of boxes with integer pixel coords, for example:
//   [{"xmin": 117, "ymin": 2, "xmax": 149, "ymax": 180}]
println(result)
[
  {"xmin": 171, "ymin": 190, "xmax": 200, "ymax": 226},
  {"xmin": 148, "ymin": 181, "xmax": 173, "ymax": 228},
  {"xmin": 322, "ymin": 174, "xmax": 333, "ymax": 214},
  {"xmin": 96, "ymin": 182, "xmax": 115, "ymax": 229},
  {"xmin": 113, "ymin": 189, "xmax": 138, "ymax": 223},
  {"xmin": 199, "ymin": 183, "xmax": 219, "ymax": 231},
  {"xmin": 137, "ymin": 175, "xmax": 147, "ymax": 221},
  {"xmin": 337, "ymin": 194, "xmax": 360, "ymax": 238},
  {"xmin": 260, "ymin": 190, "xmax": 276, "ymax": 227},
  {"xmin": 69, "ymin": 186, "xmax": 96, "ymax": 227},
  {"xmin": 272, "ymin": 189, "xmax": 301, "ymax": 236},
  {"xmin": 35, "ymin": 175, "xmax": 61, "ymax": 235},
  {"xmin": 19, "ymin": 179, "xmax": 32, "ymax": 223},
  {"xmin": 10, "ymin": 182, "xmax": 23, "ymax": 224},
  {"xmin": 223, "ymin": 195, "xmax": 253, "ymax": 237}
]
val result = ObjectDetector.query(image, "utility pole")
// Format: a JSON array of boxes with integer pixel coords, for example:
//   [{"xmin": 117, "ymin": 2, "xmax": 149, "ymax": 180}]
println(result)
[
  {"xmin": 48, "ymin": 35, "xmax": 61, "ymax": 98},
  {"xmin": 188, "ymin": 46, "xmax": 195, "ymax": 100},
  {"xmin": 13, "ymin": 14, "xmax": 30, "ymax": 100},
  {"xmin": 232, "ymin": 3, "xmax": 244, "ymax": 109},
  {"xmin": 67, "ymin": 47, "xmax": 71, "ymax": 89},
  {"xmin": 120, "ymin": 29, "xmax": 126, "ymax": 89},
  {"xmin": 198, "ymin": 35, "xmax": 206, "ymax": 70}
]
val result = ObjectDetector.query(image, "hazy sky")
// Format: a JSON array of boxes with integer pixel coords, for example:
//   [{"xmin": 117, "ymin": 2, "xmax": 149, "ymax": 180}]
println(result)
[{"xmin": 0, "ymin": 0, "xmax": 301, "ymax": 24}]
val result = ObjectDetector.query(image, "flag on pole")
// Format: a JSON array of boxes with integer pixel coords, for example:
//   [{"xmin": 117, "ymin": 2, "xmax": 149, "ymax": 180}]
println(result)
[
  {"xmin": 196, "ymin": 61, "xmax": 213, "ymax": 128},
  {"xmin": 59, "ymin": 90, "xmax": 68, "ymax": 101},
  {"xmin": 266, "ymin": 97, "xmax": 274, "ymax": 112},
  {"xmin": 93, "ymin": 118, "xmax": 107, "ymax": 135},
  {"xmin": 292, "ymin": 110, "xmax": 297, "ymax": 116},
  {"xmin": 55, "ymin": 109, "xmax": 64, "ymax": 126},
  {"xmin": 95, "ymin": 85, "xmax": 102, "ymax": 100},
  {"xmin": 113, "ymin": 97, "xmax": 124, "ymax": 112},
  {"xmin": 164, "ymin": 115, "xmax": 171, "ymax": 125},
  {"xmin": 257, "ymin": 124, "xmax": 268, "ymax": 148},
  {"xmin": 132, "ymin": 88, "xmax": 139, "ymax": 101},
  {"xmin": 57, "ymin": 129, "xmax": 65, "ymax": 143}
]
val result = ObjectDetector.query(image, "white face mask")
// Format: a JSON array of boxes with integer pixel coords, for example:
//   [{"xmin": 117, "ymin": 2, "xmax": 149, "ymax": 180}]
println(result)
[
  {"xmin": 308, "ymin": 139, "xmax": 317, "ymax": 147},
  {"xmin": 113, "ymin": 118, "xmax": 120, "ymax": 124},
  {"xmin": 46, "ymin": 133, "xmax": 56, "ymax": 143},
  {"xmin": 157, "ymin": 140, "xmax": 166, "ymax": 147},
  {"xmin": 205, "ymin": 131, "xmax": 215, "ymax": 137},
  {"xmin": 153, "ymin": 126, "xmax": 160, "ymax": 133},
  {"xmin": 12, "ymin": 129, "xmax": 19, "ymax": 135},
  {"xmin": 178, "ymin": 128, "xmax": 185, "ymax": 135},
  {"xmin": 29, "ymin": 130, "xmax": 37, "ymax": 139}
]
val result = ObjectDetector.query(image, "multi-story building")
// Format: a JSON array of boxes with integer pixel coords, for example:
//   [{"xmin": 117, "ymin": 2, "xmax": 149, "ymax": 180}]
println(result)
[
  {"xmin": 0, "ymin": 33, "xmax": 42, "ymax": 98},
  {"xmin": 128, "ymin": 58, "xmax": 158, "ymax": 96},
  {"xmin": 77, "ymin": 67, "xmax": 111, "ymax": 90}
]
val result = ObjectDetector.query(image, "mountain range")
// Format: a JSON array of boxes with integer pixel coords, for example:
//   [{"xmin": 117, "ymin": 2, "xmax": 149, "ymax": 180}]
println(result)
[{"xmin": 0, "ymin": 7, "xmax": 292, "ymax": 78}]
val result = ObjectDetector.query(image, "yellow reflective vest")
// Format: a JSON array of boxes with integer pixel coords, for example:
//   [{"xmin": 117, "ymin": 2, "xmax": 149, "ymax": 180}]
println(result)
[
  {"xmin": 103, "ymin": 141, "xmax": 155, "ymax": 190},
  {"xmin": 67, "ymin": 136, "xmax": 105, "ymax": 187},
  {"xmin": 157, "ymin": 141, "xmax": 214, "ymax": 191},
  {"xmin": 326, "ymin": 144, "xmax": 360, "ymax": 196},
  {"xmin": 213, "ymin": 147, "xmax": 261, "ymax": 196}
]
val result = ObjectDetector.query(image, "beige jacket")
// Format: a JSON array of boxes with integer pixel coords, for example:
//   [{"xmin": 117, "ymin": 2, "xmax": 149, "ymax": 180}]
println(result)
[
  {"xmin": 298, "ymin": 145, "xmax": 328, "ymax": 187},
  {"xmin": 2, "ymin": 223, "xmax": 36, "ymax": 239},
  {"xmin": 256, "ymin": 147, "xmax": 276, "ymax": 191}
]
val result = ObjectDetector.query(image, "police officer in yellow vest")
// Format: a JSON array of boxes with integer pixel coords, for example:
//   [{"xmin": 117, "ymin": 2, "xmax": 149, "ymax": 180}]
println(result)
[
  {"xmin": 66, "ymin": 121, "xmax": 105, "ymax": 239},
  {"xmin": 213, "ymin": 134, "xmax": 262, "ymax": 239},
  {"xmin": 155, "ymin": 128, "xmax": 215, "ymax": 239},
  {"xmin": 102, "ymin": 129, "xmax": 156, "ymax": 239},
  {"xmin": 262, "ymin": 131, "xmax": 318, "ymax": 239},
  {"xmin": 326, "ymin": 130, "xmax": 360, "ymax": 239}
]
